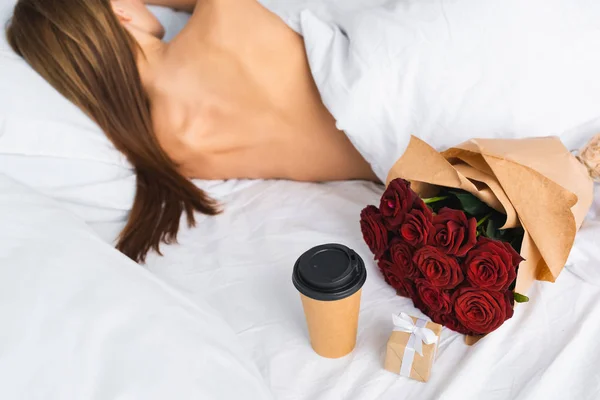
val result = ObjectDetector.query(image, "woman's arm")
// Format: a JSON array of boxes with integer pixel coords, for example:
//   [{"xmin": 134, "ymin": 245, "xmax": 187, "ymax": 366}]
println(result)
[{"xmin": 145, "ymin": 0, "xmax": 197, "ymax": 13}]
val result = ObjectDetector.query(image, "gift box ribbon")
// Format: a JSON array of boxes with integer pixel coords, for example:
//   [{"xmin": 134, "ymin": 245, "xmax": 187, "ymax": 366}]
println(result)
[{"xmin": 392, "ymin": 313, "xmax": 439, "ymax": 378}]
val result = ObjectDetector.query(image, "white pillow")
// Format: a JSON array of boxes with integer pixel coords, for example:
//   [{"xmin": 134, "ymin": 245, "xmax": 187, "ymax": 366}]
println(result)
[
  {"xmin": 147, "ymin": 5, "xmax": 191, "ymax": 42},
  {"xmin": 0, "ymin": 172, "xmax": 273, "ymax": 400},
  {"xmin": 274, "ymin": 0, "xmax": 600, "ymax": 181},
  {"xmin": 0, "ymin": 3, "xmax": 224, "ymax": 225}
]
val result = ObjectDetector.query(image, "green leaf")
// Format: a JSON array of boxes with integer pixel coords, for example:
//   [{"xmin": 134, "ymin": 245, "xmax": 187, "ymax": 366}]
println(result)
[
  {"xmin": 423, "ymin": 196, "xmax": 449, "ymax": 205},
  {"xmin": 476, "ymin": 213, "xmax": 493, "ymax": 228},
  {"xmin": 484, "ymin": 213, "xmax": 500, "ymax": 239},
  {"xmin": 483, "ymin": 211, "xmax": 508, "ymax": 240},
  {"xmin": 514, "ymin": 293, "xmax": 530, "ymax": 303},
  {"xmin": 449, "ymin": 191, "xmax": 490, "ymax": 216}
]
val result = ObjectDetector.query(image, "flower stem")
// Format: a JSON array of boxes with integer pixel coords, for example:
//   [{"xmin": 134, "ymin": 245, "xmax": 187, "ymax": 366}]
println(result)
[
  {"xmin": 423, "ymin": 196, "xmax": 449, "ymax": 205},
  {"xmin": 477, "ymin": 213, "xmax": 493, "ymax": 227}
]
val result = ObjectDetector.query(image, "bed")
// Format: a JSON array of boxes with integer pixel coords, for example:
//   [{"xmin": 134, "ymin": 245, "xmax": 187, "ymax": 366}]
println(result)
[
  {"xmin": 2, "ymin": 174, "xmax": 599, "ymax": 399},
  {"xmin": 141, "ymin": 179, "xmax": 600, "ymax": 400},
  {"xmin": 1, "ymin": 1, "xmax": 600, "ymax": 399}
]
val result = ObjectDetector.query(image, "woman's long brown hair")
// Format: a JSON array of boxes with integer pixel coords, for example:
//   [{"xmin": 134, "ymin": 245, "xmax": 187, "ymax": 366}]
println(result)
[{"xmin": 6, "ymin": 0, "xmax": 219, "ymax": 262}]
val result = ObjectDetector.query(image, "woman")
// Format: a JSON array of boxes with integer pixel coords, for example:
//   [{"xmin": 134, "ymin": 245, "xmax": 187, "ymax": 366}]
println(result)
[{"xmin": 7, "ymin": 0, "xmax": 377, "ymax": 262}]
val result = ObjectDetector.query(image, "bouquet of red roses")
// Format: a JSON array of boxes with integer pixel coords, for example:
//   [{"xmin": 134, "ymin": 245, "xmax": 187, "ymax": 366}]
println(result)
[
  {"xmin": 359, "ymin": 135, "xmax": 596, "ymax": 338},
  {"xmin": 360, "ymin": 178, "xmax": 529, "ymax": 336}
]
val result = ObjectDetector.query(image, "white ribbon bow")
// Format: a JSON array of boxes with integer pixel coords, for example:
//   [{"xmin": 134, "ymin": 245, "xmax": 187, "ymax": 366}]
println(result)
[{"xmin": 392, "ymin": 313, "xmax": 438, "ymax": 356}]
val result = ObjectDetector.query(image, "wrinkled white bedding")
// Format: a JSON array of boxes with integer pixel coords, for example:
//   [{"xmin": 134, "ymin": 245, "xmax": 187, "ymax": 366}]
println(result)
[
  {"xmin": 145, "ymin": 180, "xmax": 600, "ymax": 400},
  {"xmin": 0, "ymin": 173, "xmax": 273, "ymax": 400}
]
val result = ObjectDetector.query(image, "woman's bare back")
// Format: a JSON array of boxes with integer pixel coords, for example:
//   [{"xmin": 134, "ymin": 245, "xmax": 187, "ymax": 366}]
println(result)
[{"xmin": 149, "ymin": 0, "xmax": 377, "ymax": 182}]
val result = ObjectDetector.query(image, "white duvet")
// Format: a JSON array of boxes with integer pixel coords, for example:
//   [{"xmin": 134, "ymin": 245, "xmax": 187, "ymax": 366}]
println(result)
[
  {"xmin": 263, "ymin": 0, "xmax": 600, "ymax": 181},
  {"xmin": 145, "ymin": 180, "xmax": 600, "ymax": 400},
  {"xmin": 3, "ymin": 173, "xmax": 598, "ymax": 399},
  {"xmin": 0, "ymin": 174, "xmax": 273, "ymax": 400}
]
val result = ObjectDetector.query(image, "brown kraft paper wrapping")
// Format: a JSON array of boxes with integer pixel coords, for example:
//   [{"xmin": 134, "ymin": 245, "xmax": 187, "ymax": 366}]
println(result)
[
  {"xmin": 300, "ymin": 290, "xmax": 362, "ymax": 359},
  {"xmin": 384, "ymin": 316, "xmax": 442, "ymax": 382},
  {"xmin": 387, "ymin": 135, "xmax": 594, "ymax": 295}
]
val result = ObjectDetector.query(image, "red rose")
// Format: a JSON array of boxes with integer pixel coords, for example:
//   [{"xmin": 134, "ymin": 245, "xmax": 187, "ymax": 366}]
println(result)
[
  {"xmin": 453, "ymin": 287, "xmax": 513, "ymax": 335},
  {"xmin": 400, "ymin": 207, "xmax": 434, "ymax": 247},
  {"xmin": 413, "ymin": 246, "xmax": 464, "ymax": 289},
  {"xmin": 430, "ymin": 312, "xmax": 469, "ymax": 334},
  {"xmin": 413, "ymin": 196, "xmax": 432, "ymax": 215},
  {"xmin": 389, "ymin": 238, "xmax": 420, "ymax": 279},
  {"xmin": 360, "ymin": 206, "xmax": 388, "ymax": 258},
  {"xmin": 379, "ymin": 179, "xmax": 416, "ymax": 229},
  {"xmin": 430, "ymin": 208, "xmax": 477, "ymax": 257},
  {"xmin": 377, "ymin": 258, "xmax": 393, "ymax": 286},
  {"xmin": 396, "ymin": 278, "xmax": 418, "ymax": 301},
  {"xmin": 377, "ymin": 257, "xmax": 405, "ymax": 290},
  {"xmin": 415, "ymin": 279, "xmax": 452, "ymax": 314},
  {"xmin": 465, "ymin": 237, "xmax": 522, "ymax": 291},
  {"xmin": 504, "ymin": 290, "xmax": 515, "ymax": 320},
  {"xmin": 378, "ymin": 260, "xmax": 417, "ymax": 301}
]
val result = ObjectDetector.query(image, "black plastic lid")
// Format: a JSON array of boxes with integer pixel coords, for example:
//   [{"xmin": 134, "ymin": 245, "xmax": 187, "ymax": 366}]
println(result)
[{"xmin": 292, "ymin": 244, "xmax": 367, "ymax": 301}]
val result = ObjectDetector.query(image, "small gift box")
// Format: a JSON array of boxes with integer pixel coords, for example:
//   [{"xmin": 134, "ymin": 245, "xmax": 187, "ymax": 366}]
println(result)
[{"xmin": 384, "ymin": 313, "xmax": 442, "ymax": 382}]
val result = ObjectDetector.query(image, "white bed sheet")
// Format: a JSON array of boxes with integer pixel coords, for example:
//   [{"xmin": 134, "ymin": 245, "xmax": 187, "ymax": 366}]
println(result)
[
  {"xmin": 142, "ymin": 180, "xmax": 600, "ymax": 400},
  {"xmin": 0, "ymin": 173, "xmax": 274, "ymax": 400}
]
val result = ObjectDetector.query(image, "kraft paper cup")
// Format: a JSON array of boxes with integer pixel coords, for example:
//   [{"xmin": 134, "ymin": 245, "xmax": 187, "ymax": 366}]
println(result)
[{"xmin": 292, "ymin": 244, "xmax": 367, "ymax": 359}]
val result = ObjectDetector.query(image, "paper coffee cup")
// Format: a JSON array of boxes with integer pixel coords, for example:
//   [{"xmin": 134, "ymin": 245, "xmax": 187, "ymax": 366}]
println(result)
[{"xmin": 292, "ymin": 244, "xmax": 367, "ymax": 359}]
